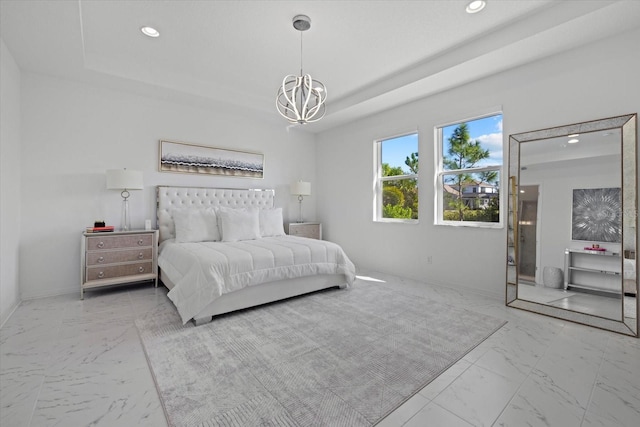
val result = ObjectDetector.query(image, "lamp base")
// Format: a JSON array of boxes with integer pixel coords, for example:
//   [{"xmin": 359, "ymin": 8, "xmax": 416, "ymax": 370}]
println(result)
[
  {"xmin": 120, "ymin": 197, "xmax": 131, "ymax": 231},
  {"xmin": 297, "ymin": 195, "xmax": 304, "ymax": 223}
]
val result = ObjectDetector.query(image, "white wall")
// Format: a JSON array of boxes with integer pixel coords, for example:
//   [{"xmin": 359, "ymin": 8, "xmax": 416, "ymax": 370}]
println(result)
[
  {"xmin": 11, "ymin": 27, "xmax": 640, "ymax": 302},
  {"xmin": 315, "ymin": 28, "xmax": 640, "ymax": 298},
  {"xmin": 19, "ymin": 73, "xmax": 316, "ymax": 299},
  {"xmin": 0, "ymin": 38, "xmax": 22, "ymax": 324}
]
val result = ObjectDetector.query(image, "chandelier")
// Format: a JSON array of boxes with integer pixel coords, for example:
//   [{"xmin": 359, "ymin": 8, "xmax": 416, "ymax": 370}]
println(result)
[{"xmin": 276, "ymin": 15, "xmax": 327, "ymax": 124}]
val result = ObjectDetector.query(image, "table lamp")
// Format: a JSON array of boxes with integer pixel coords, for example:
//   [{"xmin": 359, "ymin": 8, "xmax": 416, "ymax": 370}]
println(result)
[
  {"xmin": 106, "ymin": 169, "xmax": 143, "ymax": 231},
  {"xmin": 291, "ymin": 180, "xmax": 311, "ymax": 223}
]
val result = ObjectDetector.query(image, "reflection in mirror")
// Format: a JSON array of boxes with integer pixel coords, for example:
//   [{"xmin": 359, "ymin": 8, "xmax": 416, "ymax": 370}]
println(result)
[
  {"xmin": 519, "ymin": 130, "xmax": 622, "ymax": 318},
  {"xmin": 506, "ymin": 114, "xmax": 638, "ymax": 337}
]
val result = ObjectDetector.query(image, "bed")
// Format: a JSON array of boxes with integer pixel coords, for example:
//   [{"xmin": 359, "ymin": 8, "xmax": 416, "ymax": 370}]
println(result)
[{"xmin": 156, "ymin": 186, "xmax": 356, "ymax": 325}]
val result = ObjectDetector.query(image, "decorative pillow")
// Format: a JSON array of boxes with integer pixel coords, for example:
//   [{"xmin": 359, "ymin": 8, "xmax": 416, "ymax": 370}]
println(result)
[
  {"xmin": 173, "ymin": 208, "xmax": 220, "ymax": 243},
  {"xmin": 259, "ymin": 208, "xmax": 286, "ymax": 237},
  {"xmin": 215, "ymin": 206, "xmax": 245, "ymax": 233},
  {"xmin": 218, "ymin": 207, "xmax": 261, "ymax": 242}
]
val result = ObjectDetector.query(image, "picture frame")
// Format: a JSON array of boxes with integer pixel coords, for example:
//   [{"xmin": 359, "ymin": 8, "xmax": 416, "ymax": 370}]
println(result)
[
  {"xmin": 571, "ymin": 187, "xmax": 621, "ymax": 242},
  {"xmin": 159, "ymin": 140, "xmax": 264, "ymax": 178}
]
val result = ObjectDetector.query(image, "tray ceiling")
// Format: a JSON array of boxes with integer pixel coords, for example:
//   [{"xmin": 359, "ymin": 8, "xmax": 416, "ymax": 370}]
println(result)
[{"xmin": 2, "ymin": 1, "xmax": 639, "ymax": 132}]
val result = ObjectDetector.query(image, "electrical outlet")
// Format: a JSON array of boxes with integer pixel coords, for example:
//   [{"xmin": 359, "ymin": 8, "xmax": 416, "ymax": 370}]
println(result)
[{"xmin": 427, "ymin": 256, "xmax": 432, "ymax": 264}]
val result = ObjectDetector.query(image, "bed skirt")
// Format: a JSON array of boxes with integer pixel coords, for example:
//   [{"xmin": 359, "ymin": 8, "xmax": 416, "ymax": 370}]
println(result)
[{"xmin": 160, "ymin": 270, "xmax": 348, "ymax": 325}]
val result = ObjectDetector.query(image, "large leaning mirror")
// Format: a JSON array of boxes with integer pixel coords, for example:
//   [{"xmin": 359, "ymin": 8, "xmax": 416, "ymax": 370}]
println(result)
[{"xmin": 506, "ymin": 114, "xmax": 638, "ymax": 337}]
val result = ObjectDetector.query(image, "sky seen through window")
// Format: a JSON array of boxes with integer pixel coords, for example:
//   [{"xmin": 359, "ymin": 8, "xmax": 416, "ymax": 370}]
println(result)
[{"xmin": 381, "ymin": 115, "xmax": 503, "ymax": 172}]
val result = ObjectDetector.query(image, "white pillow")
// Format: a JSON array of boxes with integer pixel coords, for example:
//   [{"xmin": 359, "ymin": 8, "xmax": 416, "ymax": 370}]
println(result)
[
  {"xmin": 260, "ymin": 208, "xmax": 285, "ymax": 237},
  {"xmin": 215, "ymin": 206, "xmax": 245, "ymax": 232},
  {"xmin": 173, "ymin": 208, "xmax": 220, "ymax": 243},
  {"xmin": 218, "ymin": 208, "xmax": 261, "ymax": 242}
]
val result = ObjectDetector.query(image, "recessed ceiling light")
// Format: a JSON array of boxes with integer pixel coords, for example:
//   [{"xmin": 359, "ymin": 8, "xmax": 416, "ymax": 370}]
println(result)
[
  {"xmin": 568, "ymin": 138, "xmax": 579, "ymax": 144},
  {"xmin": 140, "ymin": 26, "xmax": 160, "ymax": 38},
  {"xmin": 568, "ymin": 133, "xmax": 579, "ymax": 138},
  {"xmin": 466, "ymin": 1, "xmax": 486, "ymax": 14}
]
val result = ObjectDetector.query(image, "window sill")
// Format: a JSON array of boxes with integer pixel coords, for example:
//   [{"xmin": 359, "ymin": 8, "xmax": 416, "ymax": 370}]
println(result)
[
  {"xmin": 436, "ymin": 220, "xmax": 503, "ymax": 229},
  {"xmin": 374, "ymin": 219, "xmax": 419, "ymax": 224}
]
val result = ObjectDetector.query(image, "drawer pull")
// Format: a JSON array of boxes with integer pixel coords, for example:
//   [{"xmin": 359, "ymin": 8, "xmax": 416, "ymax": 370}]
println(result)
[
  {"xmin": 97, "ymin": 241, "xmax": 105, "ymax": 249},
  {"xmin": 97, "ymin": 271, "xmax": 105, "ymax": 279},
  {"xmin": 97, "ymin": 256, "xmax": 104, "ymax": 263},
  {"xmin": 138, "ymin": 239, "xmax": 144, "ymax": 246},
  {"xmin": 138, "ymin": 266, "xmax": 145, "ymax": 273},
  {"xmin": 138, "ymin": 252, "xmax": 144, "ymax": 259}
]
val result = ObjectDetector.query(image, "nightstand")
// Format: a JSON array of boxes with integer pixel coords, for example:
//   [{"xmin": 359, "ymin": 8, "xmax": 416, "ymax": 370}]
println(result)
[
  {"xmin": 288, "ymin": 222, "xmax": 322, "ymax": 240},
  {"xmin": 80, "ymin": 229, "xmax": 158, "ymax": 299}
]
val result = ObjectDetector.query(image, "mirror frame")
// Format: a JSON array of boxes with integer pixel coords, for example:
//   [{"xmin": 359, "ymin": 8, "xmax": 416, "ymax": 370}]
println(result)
[{"xmin": 506, "ymin": 114, "xmax": 638, "ymax": 337}]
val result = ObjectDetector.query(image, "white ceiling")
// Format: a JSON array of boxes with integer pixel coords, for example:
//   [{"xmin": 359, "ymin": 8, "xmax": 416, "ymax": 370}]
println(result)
[{"xmin": 2, "ymin": 1, "xmax": 639, "ymax": 133}]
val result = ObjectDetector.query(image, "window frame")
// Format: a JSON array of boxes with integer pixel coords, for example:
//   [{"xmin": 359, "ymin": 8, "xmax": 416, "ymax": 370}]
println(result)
[
  {"xmin": 434, "ymin": 112, "xmax": 504, "ymax": 228},
  {"xmin": 373, "ymin": 131, "xmax": 419, "ymax": 224}
]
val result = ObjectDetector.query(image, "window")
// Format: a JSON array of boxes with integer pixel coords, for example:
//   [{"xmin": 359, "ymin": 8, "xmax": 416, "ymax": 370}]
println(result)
[
  {"xmin": 374, "ymin": 133, "xmax": 419, "ymax": 222},
  {"xmin": 436, "ymin": 113, "xmax": 503, "ymax": 226}
]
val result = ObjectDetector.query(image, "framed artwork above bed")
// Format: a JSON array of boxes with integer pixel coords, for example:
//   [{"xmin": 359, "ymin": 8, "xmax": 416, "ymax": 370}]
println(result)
[{"xmin": 159, "ymin": 139, "xmax": 264, "ymax": 178}]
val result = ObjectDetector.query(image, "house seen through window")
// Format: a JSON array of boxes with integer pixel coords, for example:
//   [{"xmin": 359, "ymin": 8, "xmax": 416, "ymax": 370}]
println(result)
[
  {"xmin": 374, "ymin": 133, "xmax": 418, "ymax": 222},
  {"xmin": 436, "ymin": 113, "xmax": 503, "ymax": 225}
]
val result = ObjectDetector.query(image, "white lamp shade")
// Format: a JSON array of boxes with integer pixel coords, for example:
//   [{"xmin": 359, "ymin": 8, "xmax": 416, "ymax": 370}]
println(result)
[
  {"xmin": 106, "ymin": 169, "xmax": 144, "ymax": 190},
  {"xmin": 291, "ymin": 181, "xmax": 311, "ymax": 196}
]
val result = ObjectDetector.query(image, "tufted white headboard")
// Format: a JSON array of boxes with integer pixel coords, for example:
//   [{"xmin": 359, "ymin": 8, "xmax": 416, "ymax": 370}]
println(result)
[{"xmin": 156, "ymin": 186, "xmax": 275, "ymax": 243}]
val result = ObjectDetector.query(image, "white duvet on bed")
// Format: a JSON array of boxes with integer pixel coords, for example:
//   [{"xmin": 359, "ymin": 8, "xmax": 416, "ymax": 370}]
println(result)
[{"xmin": 158, "ymin": 235, "xmax": 356, "ymax": 323}]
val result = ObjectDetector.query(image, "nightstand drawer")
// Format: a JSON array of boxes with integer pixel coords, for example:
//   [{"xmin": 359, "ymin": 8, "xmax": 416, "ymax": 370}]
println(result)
[
  {"xmin": 86, "ymin": 261, "xmax": 153, "ymax": 281},
  {"xmin": 86, "ymin": 248, "xmax": 153, "ymax": 266},
  {"xmin": 289, "ymin": 223, "xmax": 322, "ymax": 240},
  {"xmin": 86, "ymin": 234, "xmax": 153, "ymax": 250}
]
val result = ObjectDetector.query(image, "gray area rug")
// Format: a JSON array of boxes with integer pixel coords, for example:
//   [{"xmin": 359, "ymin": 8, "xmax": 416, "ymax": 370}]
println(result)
[{"xmin": 136, "ymin": 280, "xmax": 506, "ymax": 427}]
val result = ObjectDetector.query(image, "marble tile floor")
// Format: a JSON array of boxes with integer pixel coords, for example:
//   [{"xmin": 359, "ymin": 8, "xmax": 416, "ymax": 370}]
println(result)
[
  {"xmin": 1, "ymin": 270, "xmax": 639, "ymax": 427},
  {"xmin": 517, "ymin": 283, "xmax": 637, "ymax": 320}
]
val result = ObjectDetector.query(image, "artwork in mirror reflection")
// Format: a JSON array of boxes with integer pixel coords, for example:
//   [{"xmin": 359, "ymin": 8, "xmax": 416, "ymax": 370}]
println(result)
[
  {"xmin": 572, "ymin": 187, "xmax": 621, "ymax": 242},
  {"xmin": 507, "ymin": 114, "xmax": 637, "ymax": 337}
]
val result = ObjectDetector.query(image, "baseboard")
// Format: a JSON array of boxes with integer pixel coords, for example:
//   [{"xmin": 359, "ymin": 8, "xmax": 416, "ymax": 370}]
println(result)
[
  {"xmin": 424, "ymin": 277, "xmax": 504, "ymax": 301},
  {"xmin": 20, "ymin": 286, "xmax": 78, "ymax": 301},
  {"xmin": 0, "ymin": 298, "xmax": 21, "ymax": 328},
  {"xmin": 357, "ymin": 267, "xmax": 504, "ymax": 301}
]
